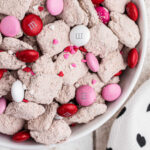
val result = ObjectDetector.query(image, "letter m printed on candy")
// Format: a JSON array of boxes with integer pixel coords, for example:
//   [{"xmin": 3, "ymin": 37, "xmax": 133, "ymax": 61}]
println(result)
[{"xmin": 28, "ymin": 21, "xmax": 38, "ymax": 31}]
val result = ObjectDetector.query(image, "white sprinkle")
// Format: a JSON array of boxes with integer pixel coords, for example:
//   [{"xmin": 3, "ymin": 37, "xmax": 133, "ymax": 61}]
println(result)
[
  {"xmin": 75, "ymin": 83, "xmax": 80, "ymax": 88},
  {"xmin": 49, "ymin": 25, "xmax": 55, "ymax": 30},
  {"xmin": 33, "ymin": 5, "xmax": 39, "ymax": 10},
  {"xmin": 22, "ymin": 84, "xmax": 27, "ymax": 90},
  {"xmin": 8, "ymin": 50, "xmax": 13, "ymax": 55},
  {"xmin": 22, "ymin": 65, "xmax": 27, "ymax": 69},
  {"xmin": 55, "ymin": 114, "xmax": 63, "ymax": 120}
]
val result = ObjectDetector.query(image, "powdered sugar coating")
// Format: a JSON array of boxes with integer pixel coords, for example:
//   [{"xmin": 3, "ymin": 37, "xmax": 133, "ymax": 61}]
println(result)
[
  {"xmin": 85, "ymin": 23, "xmax": 118, "ymax": 57},
  {"xmin": 56, "ymin": 85, "xmax": 76, "ymax": 104},
  {"xmin": 0, "ymin": 0, "xmax": 32, "ymax": 20},
  {"xmin": 30, "ymin": 120, "xmax": 71, "ymax": 145},
  {"xmin": 109, "ymin": 12, "xmax": 141, "ymax": 48},
  {"xmin": 103, "ymin": 0, "xmax": 130, "ymax": 13},
  {"xmin": 55, "ymin": 51, "xmax": 88, "ymax": 85},
  {"xmin": 0, "ymin": 52, "xmax": 25, "ymax": 70},
  {"xmin": 79, "ymin": 0, "xmax": 100, "ymax": 27},
  {"xmin": 98, "ymin": 50, "xmax": 127, "ymax": 83},
  {"xmin": 0, "ymin": 72, "xmax": 16, "ymax": 97},
  {"xmin": 37, "ymin": 20, "xmax": 70, "ymax": 57},
  {"xmin": 0, "ymin": 114, "xmax": 25, "ymax": 135},
  {"xmin": 64, "ymin": 103, "xmax": 107, "ymax": 124},
  {"xmin": 0, "ymin": 38, "xmax": 33, "ymax": 53},
  {"xmin": 5, "ymin": 102, "xmax": 45, "ymax": 120},
  {"xmin": 28, "ymin": 102, "xmax": 58, "ymax": 131},
  {"xmin": 58, "ymin": 0, "xmax": 88, "ymax": 27}
]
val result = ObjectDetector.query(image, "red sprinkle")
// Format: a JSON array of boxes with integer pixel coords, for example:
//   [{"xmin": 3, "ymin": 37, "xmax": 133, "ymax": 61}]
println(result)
[
  {"xmin": 114, "ymin": 70, "xmax": 123, "ymax": 76},
  {"xmin": 79, "ymin": 47, "xmax": 87, "ymax": 53},
  {"xmin": 12, "ymin": 130, "xmax": 30, "ymax": 142},
  {"xmin": 58, "ymin": 71, "xmax": 64, "ymax": 77},
  {"xmin": 23, "ymin": 99, "xmax": 29, "ymax": 103},
  {"xmin": 23, "ymin": 67, "xmax": 32, "ymax": 72},
  {"xmin": 38, "ymin": 6, "xmax": 44, "ymax": 12}
]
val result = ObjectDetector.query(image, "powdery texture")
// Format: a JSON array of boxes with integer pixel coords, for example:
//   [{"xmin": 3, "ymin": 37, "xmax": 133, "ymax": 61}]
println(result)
[
  {"xmin": 109, "ymin": 12, "xmax": 141, "ymax": 48},
  {"xmin": 85, "ymin": 23, "xmax": 118, "ymax": 57},
  {"xmin": 58, "ymin": 0, "xmax": 88, "ymax": 27},
  {"xmin": 98, "ymin": 50, "xmax": 127, "ymax": 83},
  {"xmin": 0, "ymin": 72, "xmax": 16, "ymax": 97},
  {"xmin": 25, "ymin": 73, "xmax": 63, "ymax": 104},
  {"xmin": 55, "ymin": 51, "xmax": 88, "ymax": 85},
  {"xmin": 30, "ymin": 120, "xmax": 71, "ymax": 145},
  {"xmin": 28, "ymin": 0, "xmax": 55, "ymax": 25},
  {"xmin": 37, "ymin": 21, "xmax": 70, "ymax": 57},
  {"xmin": 103, "ymin": 0, "xmax": 130, "ymax": 13},
  {"xmin": 28, "ymin": 102, "xmax": 58, "ymax": 131},
  {"xmin": 5, "ymin": 102, "xmax": 45, "ymax": 120},
  {"xmin": 0, "ymin": 0, "xmax": 32, "ymax": 20},
  {"xmin": 79, "ymin": 0, "xmax": 100, "ymax": 27},
  {"xmin": 0, "ymin": 38, "xmax": 33, "ymax": 53},
  {"xmin": 17, "ymin": 69, "xmax": 32, "ymax": 87},
  {"xmin": 0, "ymin": 52, "xmax": 25, "ymax": 70},
  {"xmin": 75, "ymin": 73, "xmax": 105, "ymax": 94},
  {"xmin": 0, "ymin": 114, "xmax": 25, "ymax": 135},
  {"xmin": 56, "ymin": 85, "xmax": 76, "ymax": 104},
  {"xmin": 64, "ymin": 103, "xmax": 107, "ymax": 124}
]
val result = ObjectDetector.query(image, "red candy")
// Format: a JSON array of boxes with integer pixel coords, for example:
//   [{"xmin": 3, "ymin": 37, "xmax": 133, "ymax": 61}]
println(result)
[
  {"xmin": 0, "ymin": 69, "xmax": 7, "ymax": 80},
  {"xmin": 126, "ymin": 2, "xmax": 138, "ymax": 21},
  {"xmin": 23, "ymin": 67, "xmax": 32, "ymax": 72},
  {"xmin": 21, "ymin": 14, "xmax": 43, "ymax": 36},
  {"xmin": 12, "ymin": 131, "xmax": 30, "ymax": 142},
  {"xmin": 57, "ymin": 103, "xmax": 78, "ymax": 117},
  {"xmin": 114, "ymin": 70, "xmax": 123, "ymax": 76},
  {"xmin": 23, "ymin": 99, "xmax": 29, "ymax": 103},
  {"xmin": 92, "ymin": 0, "xmax": 104, "ymax": 5},
  {"xmin": 16, "ymin": 50, "xmax": 39, "ymax": 63},
  {"xmin": 127, "ymin": 48, "xmax": 139, "ymax": 68}
]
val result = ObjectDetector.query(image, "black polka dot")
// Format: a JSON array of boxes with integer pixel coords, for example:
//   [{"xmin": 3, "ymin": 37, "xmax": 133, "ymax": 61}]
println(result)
[
  {"xmin": 106, "ymin": 148, "xmax": 113, "ymax": 150},
  {"xmin": 136, "ymin": 133, "xmax": 146, "ymax": 147},
  {"xmin": 146, "ymin": 104, "xmax": 150, "ymax": 112},
  {"xmin": 116, "ymin": 107, "xmax": 126, "ymax": 119}
]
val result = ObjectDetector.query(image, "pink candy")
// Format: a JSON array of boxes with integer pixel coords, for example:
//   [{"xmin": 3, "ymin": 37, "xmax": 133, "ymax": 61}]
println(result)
[
  {"xmin": 102, "ymin": 84, "xmax": 121, "ymax": 102},
  {"xmin": 47, "ymin": 0, "xmax": 64, "ymax": 16},
  {"xmin": 0, "ymin": 16, "xmax": 21, "ymax": 37},
  {"xmin": 76, "ymin": 85, "xmax": 96, "ymax": 106},
  {"xmin": 86, "ymin": 53, "xmax": 99, "ymax": 72},
  {"xmin": 0, "ymin": 98, "xmax": 7, "ymax": 114},
  {"xmin": 96, "ymin": 6, "xmax": 110, "ymax": 24}
]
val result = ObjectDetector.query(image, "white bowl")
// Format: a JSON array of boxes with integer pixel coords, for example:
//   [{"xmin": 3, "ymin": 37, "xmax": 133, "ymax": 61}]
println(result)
[{"xmin": 0, "ymin": 0, "xmax": 148, "ymax": 149}]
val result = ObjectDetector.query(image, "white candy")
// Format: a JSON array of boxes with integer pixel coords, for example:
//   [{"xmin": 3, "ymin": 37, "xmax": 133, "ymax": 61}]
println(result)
[
  {"xmin": 11, "ymin": 80, "xmax": 24, "ymax": 102},
  {"xmin": 70, "ymin": 25, "xmax": 90, "ymax": 47}
]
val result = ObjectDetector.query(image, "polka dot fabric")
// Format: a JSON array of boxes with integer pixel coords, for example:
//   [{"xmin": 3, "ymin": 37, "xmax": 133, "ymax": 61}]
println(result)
[{"xmin": 107, "ymin": 79, "xmax": 150, "ymax": 150}]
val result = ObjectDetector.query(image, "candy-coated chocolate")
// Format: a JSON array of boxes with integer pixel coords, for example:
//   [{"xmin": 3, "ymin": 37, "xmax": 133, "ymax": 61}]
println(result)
[
  {"xmin": 102, "ymin": 84, "xmax": 121, "ymax": 102},
  {"xmin": 76, "ymin": 85, "xmax": 96, "ymax": 106},
  {"xmin": 92, "ymin": 0, "xmax": 104, "ymax": 5},
  {"xmin": 70, "ymin": 25, "xmax": 90, "ymax": 47},
  {"xmin": 127, "ymin": 48, "xmax": 139, "ymax": 68},
  {"xmin": 0, "ymin": 69, "xmax": 7, "ymax": 80},
  {"xmin": 86, "ymin": 53, "xmax": 99, "ymax": 72},
  {"xmin": 0, "ymin": 16, "xmax": 20, "ymax": 37},
  {"xmin": 96, "ymin": 6, "xmax": 110, "ymax": 24},
  {"xmin": 12, "ymin": 131, "xmax": 30, "ymax": 142},
  {"xmin": 21, "ymin": 14, "xmax": 43, "ymax": 36},
  {"xmin": 0, "ymin": 98, "xmax": 6, "ymax": 114},
  {"xmin": 11, "ymin": 80, "xmax": 24, "ymax": 102},
  {"xmin": 47, "ymin": 0, "xmax": 64, "ymax": 16},
  {"xmin": 57, "ymin": 103, "xmax": 78, "ymax": 117},
  {"xmin": 126, "ymin": 2, "xmax": 138, "ymax": 21},
  {"xmin": 16, "ymin": 50, "xmax": 39, "ymax": 63}
]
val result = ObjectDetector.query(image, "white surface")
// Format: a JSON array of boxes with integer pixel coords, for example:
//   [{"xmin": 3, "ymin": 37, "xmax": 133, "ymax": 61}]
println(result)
[{"xmin": 0, "ymin": 0, "xmax": 148, "ymax": 149}]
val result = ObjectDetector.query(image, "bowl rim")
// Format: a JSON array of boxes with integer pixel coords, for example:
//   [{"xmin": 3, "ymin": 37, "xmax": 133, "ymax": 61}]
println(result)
[{"xmin": 0, "ymin": 0, "xmax": 148, "ymax": 149}]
